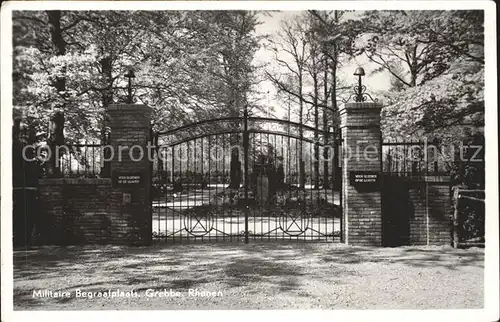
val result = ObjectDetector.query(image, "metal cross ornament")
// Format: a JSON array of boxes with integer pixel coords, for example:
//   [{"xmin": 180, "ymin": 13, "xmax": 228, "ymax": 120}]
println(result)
[{"xmin": 124, "ymin": 69, "xmax": 136, "ymax": 104}]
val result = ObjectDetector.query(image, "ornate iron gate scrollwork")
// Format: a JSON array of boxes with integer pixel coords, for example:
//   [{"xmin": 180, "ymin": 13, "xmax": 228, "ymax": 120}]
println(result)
[{"xmin": 150, "ymin": 108, "xmax": 343, "ymax": 243}]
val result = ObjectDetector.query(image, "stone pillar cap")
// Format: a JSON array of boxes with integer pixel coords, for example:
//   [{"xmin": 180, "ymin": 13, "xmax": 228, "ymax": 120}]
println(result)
[
  {"xmin": 339, "ymin": 102, "xmax": 382, "ymax": 115},
  {"xmin": 341, "ymin": 102, "xmax": 382, "ymax": 109},
  {"xmin": 107, "ymin": 103, "xmax": 152, "ymax": 112}
]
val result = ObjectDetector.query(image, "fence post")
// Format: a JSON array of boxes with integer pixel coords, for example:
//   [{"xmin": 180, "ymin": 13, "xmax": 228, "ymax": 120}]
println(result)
[
  {"xmin": 101, "ymin": 119, "xmax": 111, "ymax": 178},
  {"xmin": 340, "ymin": 102, "xmax": 383, "ymax": 246},
  {"xmin": 106, "ymin": 103, "xmax": 153, "ymax": 245},
  {"xmin": 452, "ymin": 187, "xmax": 460, "ymax": 248}
]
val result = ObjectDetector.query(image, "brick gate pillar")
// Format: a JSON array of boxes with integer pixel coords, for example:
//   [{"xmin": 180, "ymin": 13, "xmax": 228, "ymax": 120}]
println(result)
[
  {"xmin": 340, "ymin": 102, "xmax": 383, "ymax": 246},
  {"xmin": 107, "ymin": 104, "xmax": 153, "ymax": 246}
]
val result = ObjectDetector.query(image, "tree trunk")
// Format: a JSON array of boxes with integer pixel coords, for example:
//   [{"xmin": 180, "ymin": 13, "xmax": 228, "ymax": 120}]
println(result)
[
  {"xmin": 287, "ymin": 95, "xmax": 291, "ymax": 183},
  {"xmin": 322, "ymin": 55, "xmax": 330, "ymax": 188},
  {"xmin": 409, "ymin": 46, "xmax": 418, "ymax": 87},
  {"xmin": 228, "ymin": 146, "xmax": 241, "ymax": 189},
  {"xmin": 46, "ymin": 10, "xmax": 66, "ymax": 177},
  {"xmin": 227, "ymin": 90, "xmax": 242, "ymax": 189},
  {"xmin": 48, "ymin": 112, "xmax": 65, "ymax": 177},
  {"xmin": 100, "ymin": 56, "xmax": 114, "ymax": 109},
  {"xmin": 47, "ymin": 10, "xmax": 66, "ymax": 94},
  {"xmin": 312, "ymin": 56, "xmax": 320, "ymax": 190},
  {"xmin": 330, "ymin": 43, "xmax": 340, "ymax": 190},
  {"xmin": 298, "ymin": 72, "xmax": 305, "ymax": 189},
  {"xmin": 97, "ymin": 56, "xmax": 114, "ymax": 177}
]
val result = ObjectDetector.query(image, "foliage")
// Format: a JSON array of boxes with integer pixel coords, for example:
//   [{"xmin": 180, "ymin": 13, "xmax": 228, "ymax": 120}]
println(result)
[
  {"xmin": 454, "ymin": 188, "xmax": 485, "ymax": 244},
  {"xmin": 13, "ymin": 10, "xmax": 262, "ymax": 143},
  {"xmin": 380, "ymin": 57, "xmax": 484, "ymax": 142},
  {"xmin": 448, "ymin": 132, "xmax": 485, "ymax": 188},
  {"xmin": 351, "ymin": 10, "xmax": 484, "ymax": 142}
]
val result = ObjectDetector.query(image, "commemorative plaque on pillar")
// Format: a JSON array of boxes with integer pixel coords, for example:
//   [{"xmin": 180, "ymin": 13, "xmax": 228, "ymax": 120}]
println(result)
[{"xmin": 106, "ymin": 103, "xmax": 153, "ymax": 245}]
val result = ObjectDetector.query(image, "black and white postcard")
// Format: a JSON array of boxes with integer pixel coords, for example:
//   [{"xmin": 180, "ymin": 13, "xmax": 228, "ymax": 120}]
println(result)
[{"xmin": 1, "ymin": 1, "xmax": 498, "ymax": 321}]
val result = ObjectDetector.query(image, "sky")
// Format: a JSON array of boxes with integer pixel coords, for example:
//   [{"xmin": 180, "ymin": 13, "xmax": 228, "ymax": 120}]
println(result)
[{"xmin": 252, "ymin": 11, "xmax": 391, "ymax": 119}]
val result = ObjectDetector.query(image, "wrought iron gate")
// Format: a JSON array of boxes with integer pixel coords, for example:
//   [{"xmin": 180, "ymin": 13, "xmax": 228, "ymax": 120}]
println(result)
[{"xmin": 151, "ymin": 109, "xmax": 342, "ymax": 243}]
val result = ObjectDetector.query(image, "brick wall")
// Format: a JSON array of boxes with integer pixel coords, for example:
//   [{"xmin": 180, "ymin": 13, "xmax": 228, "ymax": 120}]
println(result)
[
  {"xmin": 36, "ymin": 103, "xmax": 153, "ymax": 246},
  {"xmin": 423, "ymin": 181, "xmax": 452, "ymax": 245},
  {"xmin": 382, "ymin": 175, "xmax": 452, "ymax": 246},
  {"xmin": 339, "ymin": 100, "xmax": 452, "ymax": 247},
  {"xmin": 37, "ymin": 178, "xmax": 136, "ymax": 245}
]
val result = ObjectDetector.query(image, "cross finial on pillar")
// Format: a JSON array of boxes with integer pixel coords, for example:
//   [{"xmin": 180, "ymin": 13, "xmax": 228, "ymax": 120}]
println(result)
[{"xmin": 124, "ymin": 69, "xmax": 136, "ymax": 104}]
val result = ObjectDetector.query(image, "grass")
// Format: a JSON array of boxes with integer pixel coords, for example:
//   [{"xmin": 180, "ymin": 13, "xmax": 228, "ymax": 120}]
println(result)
[{"xmin": 13, "ymin": 242, "xmax": 484, "ymax": 310}]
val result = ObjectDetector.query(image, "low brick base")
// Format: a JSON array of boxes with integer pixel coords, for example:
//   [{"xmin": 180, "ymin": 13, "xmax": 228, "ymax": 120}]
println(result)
[
  {"xmin": 342, "ymin": 185, "xmax": 383, "ymax": 246},
  {"xmin": 382, "ymin": 175, "xmax": 452, "ymax": 246},
  {"xmin": 38, "ymin": 178, "xmax": 149, "ymax": 245}
]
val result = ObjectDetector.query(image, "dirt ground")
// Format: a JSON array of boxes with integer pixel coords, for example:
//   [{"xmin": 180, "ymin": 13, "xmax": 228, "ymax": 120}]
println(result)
[{"xmin": 13, "ymin": 242, "xmax": 484, "ymax": 310}]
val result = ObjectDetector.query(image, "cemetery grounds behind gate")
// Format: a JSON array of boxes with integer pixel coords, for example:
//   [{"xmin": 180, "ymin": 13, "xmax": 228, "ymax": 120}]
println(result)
[{"xmin": 150, "ymin": 111, "xmax": 343, "ymax": 243}]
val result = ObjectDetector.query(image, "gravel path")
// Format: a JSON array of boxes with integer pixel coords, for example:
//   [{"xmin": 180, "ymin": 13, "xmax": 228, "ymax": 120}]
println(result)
[{"xmin": 13, "ymin": 243, "xmax": 484, "ymax": 310}]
